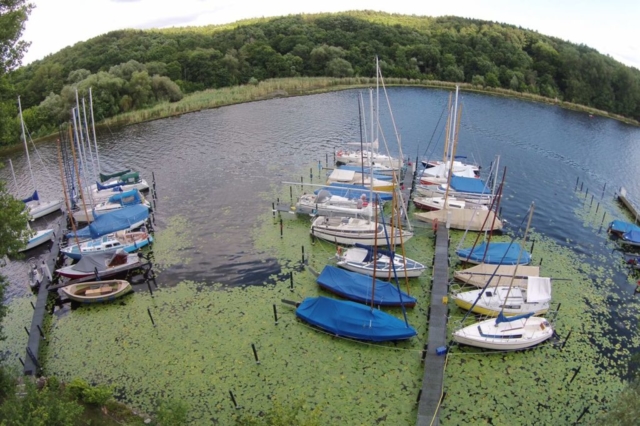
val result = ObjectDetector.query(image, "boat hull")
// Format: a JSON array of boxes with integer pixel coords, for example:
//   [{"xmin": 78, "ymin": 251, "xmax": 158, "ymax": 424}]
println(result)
[
  {"xmin": 28, "ymin": 199, "xmax": 64, "ymax": 220},
  {"xmin": 19, "ymin": 229, "xmax": 54, "ymax": 252},
  {"xmin": 311, "ymin": 216, "xmax": 413, "ymax": 246},
  {"xmin": 60, "ymin": 280, "xmax": 132, "ymax": 303},
  {"xmin": 452, "ymin": 316, "xmax": 553, "ymax": 350}
]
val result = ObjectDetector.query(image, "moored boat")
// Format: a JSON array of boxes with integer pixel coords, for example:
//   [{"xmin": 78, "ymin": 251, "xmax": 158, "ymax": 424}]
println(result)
[{"xmin": 60, "ymin": 279, "xmax": 132, "ymax": 303}]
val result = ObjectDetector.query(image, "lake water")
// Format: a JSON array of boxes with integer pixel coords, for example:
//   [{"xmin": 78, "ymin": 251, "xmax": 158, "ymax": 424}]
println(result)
[
  {"xmin": 2, "ymin": 87, "xmax": 640, "ymax": 423},
  {"xmin": 3, "ymin": 87, "xmax": 639, "ymax": 297}
]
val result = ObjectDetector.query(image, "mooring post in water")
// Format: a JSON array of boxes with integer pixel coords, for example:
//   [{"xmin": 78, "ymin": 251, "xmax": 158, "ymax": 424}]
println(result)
[
  {"xmin": 289, "ymin": 186, "xmax": 293, "ymax": 204},
  {"xmin": 229, "ymin": 390, "xmax": 242, "ymax": 409},
  {"xmin": 562, "ymin": 330, "xmax": 572, "ymax": 350},
  {"xmin": 539, "ymin": 257, "xmax": 543, "ymax": 266},
  {"xmin": 575, "ymin": 406, "xmax": 589, "ymax": 424},
  {"xmin": 310, "ymin": 167, "xmax": 313, "ymax": 182},
  {"xmin": 19, "ymin": 357, "xmax": 24, "ymax": 367},
  {"xmin": 24, "ymin": 326, "xmax": 30, "ymax": 337},
  {"xmin": 530, "ymin": 239, "xmax": 535, "ymax": 255},
  {"xmin": 310, "ymin": 227, "xmax": 315, "ymax": 245},
  {"xmin": 300, "ymin": 176, "xmax": 303, "ymax": 190},
  {"xmin": 152, "ymin": 171, "xmax": 156, "ymax": 190},
  {"xmin": 272, "ymin": 202, "xmax": 275, "ymax": 218},
  {"xmin": 273, "ymin": 304, "xmax": 278, "ymax": 325},
  {"xmin": 289, "ymin": 272, "xmax": 294, "ymax": 292},
  {"xmin": 301, "ymin": 246, "xmax": 305, "ymax": 264},
  {"xmin": 568, "ymin": 365, "xmax": 581, "ymax": 386},
  {"xmin": 575, "ymin": 177, "xmax": 579, "ymax": 191},
  {"xmin": 146, "ymin": 280, "xmax": 154, "ymax": 296},
  {"xmin": 601, "ymin": 182, "xmax": 607, "ymax": 200},
  {"xmin": 590, "ymin": 194, "xmax": 594, "ymax": 207},
  {"xmin": 416, "ymin": 389, "xmax": 422, "ymax": 405},
  {"xmin": 421, "ymin": 344, "xmax": 428, "ymax": 362},
  {"xmin": 147, "ymin": 308, "xmax": 156, "ymax": 327},
  {"xmin": 251, "ymin": 343, "xmax": 260, "ymax": 365},
  {"xmin": 37, "ymin": 325, "xmax": 45, "ymax": 340},
  {"xmin": 280, "ymin": 218, "xmax": 283, "ymax": 238},
  {"xmin": 580, "ymin": 181, "xmax": 584, "ymax": 192},
  {"xmin": 325, "ymin": 154, "xmax": 328, "ymax": 168},
  {"xmin": 601, "ymin": 211, "xmax": 607, "ymax": 225},
  {"xmin": 595, "ymin": 201, "xmax": 599, "ymax": 214},
  {"xmin": 30, "ymin": 301, "xmax": 35, "ymax": 310}
]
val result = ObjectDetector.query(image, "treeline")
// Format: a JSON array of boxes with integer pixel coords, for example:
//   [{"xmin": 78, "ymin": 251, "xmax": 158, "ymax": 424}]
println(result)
[{"xmin": 3, "ymin": 11, "xmax": 640, "ymax": 145}]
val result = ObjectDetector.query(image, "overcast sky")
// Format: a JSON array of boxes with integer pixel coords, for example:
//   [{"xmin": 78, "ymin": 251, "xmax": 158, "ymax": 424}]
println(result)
[{"xmin": 22, "ymin": 0, "xmax": 640, "ymax": 70}]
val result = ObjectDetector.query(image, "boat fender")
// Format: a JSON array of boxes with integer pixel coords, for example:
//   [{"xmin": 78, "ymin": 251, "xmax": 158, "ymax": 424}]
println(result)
[
  {"xmin": 337, "ymin": 246, "xmax": 343, "ymax": 256},
  {"xmin": 337, "ymin": 150, "xmax": 343, "ymax": 156},
  {"xmin": 432, "ymin": 219, "xmax": 438, "ymax": 232}
]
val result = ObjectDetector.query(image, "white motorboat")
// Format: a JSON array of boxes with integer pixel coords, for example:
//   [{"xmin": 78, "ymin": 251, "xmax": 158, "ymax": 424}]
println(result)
[
  {"xmin": 62, "ymin": 230, "xmax": 153, "ymax": 260},
  {"xmin": 294, "ymin": 190, "xmax": 381, "ymax": 218},
  {"xmin": 310, "ymin": 215, "xmax": 413, "ymax": 246},
  {"xmin": 452, "ymin": 313, "xmax": 554, "ymax": 350}
]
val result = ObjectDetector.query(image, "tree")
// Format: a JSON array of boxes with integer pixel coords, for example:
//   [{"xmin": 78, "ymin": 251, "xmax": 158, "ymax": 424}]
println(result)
[
  {"xmin": 0, "ymin": 179, "xmax": 30, "ymax": 339},
  {"xmin": 0, "ymin": 0, "xmax": 34, "ymax": 75}
]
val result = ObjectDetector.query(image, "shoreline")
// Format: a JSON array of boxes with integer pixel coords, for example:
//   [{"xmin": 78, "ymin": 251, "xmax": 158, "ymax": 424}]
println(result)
[{"xmin": 1, "ymin": 77, "xmax": 636, "ymax": 157}]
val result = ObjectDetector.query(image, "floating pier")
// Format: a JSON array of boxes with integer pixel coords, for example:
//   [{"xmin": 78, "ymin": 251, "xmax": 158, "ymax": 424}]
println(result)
[
  {"xmin": 417, "ymin": 226, "xmax": 450, "ymax": 426},
  {"xmin": 617, "ymin": 187, "xmax": 640, "ymax": 221},
  {"xmin": 23, "ymin": 214, "xmax": 66, "ymax": 376}
]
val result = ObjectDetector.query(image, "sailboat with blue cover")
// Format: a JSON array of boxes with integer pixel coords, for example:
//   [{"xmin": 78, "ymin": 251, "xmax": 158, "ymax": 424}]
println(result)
[
  {"xmin": 456, "ymin": 241, "xmax": 531, "ymax": 265},
  {"xmin": 294, "ymin": 296, "xmax": 417, "ymax": 342},
  {"xmin": 316, "ymin": 265, "xmax": 417, "ymax": 307}
]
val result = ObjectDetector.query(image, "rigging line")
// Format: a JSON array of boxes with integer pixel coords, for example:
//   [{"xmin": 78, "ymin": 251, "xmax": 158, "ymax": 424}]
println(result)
[
  {"xmin": 377, "ymin": 61, "xmax": 404, "ymax": 161},
  {"xmin": 457, "ymin": 202, "xmax": 534, "ymax": 325},
  {"xmin": 24, "ymin": 122, "xmax": 59, "ymax": 185},
  {"xmin": 458, "ymin": 96, "xmax": 484, "ymax": 168},
  {"xmin": 429, "ymin": 351, "xmax": 451, "ymax": 426},
  {"xmin": 418, "ymin": 100, "xmax": 448, "ymax": 160}
]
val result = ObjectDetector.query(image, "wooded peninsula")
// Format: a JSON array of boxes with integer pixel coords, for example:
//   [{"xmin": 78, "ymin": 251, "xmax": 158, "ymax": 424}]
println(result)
[{"xmin": 2, "ymin": 11, "xmax": 639, "ymax": 147}]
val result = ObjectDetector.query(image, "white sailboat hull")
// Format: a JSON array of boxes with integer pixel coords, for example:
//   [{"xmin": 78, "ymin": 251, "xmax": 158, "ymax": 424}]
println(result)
[
  {"xmin": 27, "ymin": 199, "xmax": 64, "ymax": 220},
  {"xmin": 453, "ymin": 316, "xmax": 553, "ymax": 350},
  {"xmin": 310, "ymin": 216, "xmax": 413, "ymax": 246},
  {"xmin": 19, "ymin": 229, "xmax": 54, "ymax": 252},
  {"xmin": 337, "ymin": 247, "xmax": 426, "ymax": 279}
]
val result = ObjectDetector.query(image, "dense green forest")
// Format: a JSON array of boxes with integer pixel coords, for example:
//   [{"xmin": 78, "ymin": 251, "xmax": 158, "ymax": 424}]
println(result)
[{"xmin": 2, "ymin": 11, "xmax": 640, "ymax": 146}]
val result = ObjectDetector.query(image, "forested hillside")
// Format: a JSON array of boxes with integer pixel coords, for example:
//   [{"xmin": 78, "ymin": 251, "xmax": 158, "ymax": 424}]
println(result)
[{"xmin": 3, "ymin": 11, "xmax": 639, "ymax": 145}]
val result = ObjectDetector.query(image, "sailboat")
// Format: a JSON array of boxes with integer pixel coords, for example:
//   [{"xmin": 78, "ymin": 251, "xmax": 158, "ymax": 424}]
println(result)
[
  {"xmin": 335, "ymin": 243, "xmax": 426, "ymax": 279},
  {"xmin": 453, "ymin": 264, "xmax": 540, "ymax": 289},
  {"xmin": 451, "ymin": 202, "xmax": 555, "ymax": 350},
  {"xmin": 295, "ymin": 189, "xmax": 382, "ymax": 218},
  {"xmin": 17, "ymin": 97, "xmax": 63, "ymax": 220},
  {"xmin": 414, "ymin": 88, "xmax": 504, "ymax": 232},
  {"xmin": 61, "ymin": 229, "xmax": 153, "ymax": 260},
  {"xmin": 310, "ymin": 214, "xmax": 413, "ymax": 246},
  {"xmin": 18, "ymin": 226, "xmax": 55, "ymax": 252},
  {"xmin": 456, "ymin": 241, "xmax": 531, "ymax": 265},
  {"xmin": 71, "ymin": 189, "xmax": 151, "ymax": 223}
]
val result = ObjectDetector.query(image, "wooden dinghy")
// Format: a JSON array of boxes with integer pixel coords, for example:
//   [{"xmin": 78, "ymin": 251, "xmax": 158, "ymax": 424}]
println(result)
[{"xmin": 60, "ymin": 280, "xmax": 132, "ymax": 303}]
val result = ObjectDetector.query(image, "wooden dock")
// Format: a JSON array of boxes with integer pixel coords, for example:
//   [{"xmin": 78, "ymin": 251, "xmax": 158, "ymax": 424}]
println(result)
[
  {"xmin": 618, "ymin": 187, "xmax": 640, "ymax": 221},
  {"xmin": 24, "ymin": 214, "xmax": 66, "ymax": 376},
  {"xmin": 417, "ymin": 226, "xmax": 450, "ymax": 426}
]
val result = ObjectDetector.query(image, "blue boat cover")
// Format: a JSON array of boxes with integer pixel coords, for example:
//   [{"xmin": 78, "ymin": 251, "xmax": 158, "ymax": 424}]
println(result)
[
  {"xmin": 107, "ymin": 189, "xmax": 143, "ymax": 206},
  {"xmin": 317, "ymin": 265, "xmax": 416, "ymax": 307},
  {"xmin": 456, "ymin": 242, "xmax": 531, "ymax": 265},
  {"xmin": 295, "ymin": 296, "xmax": 417, "ymax": 342},
  {"xmin": 354, "ymin": 243, "xmax": 395, "ymax": 261},
  {"xmin": 449, "ymin": 176, "xmax": 490, "ymax": 194},
  {"xmin": 21, "ymin": 190, "xmax": 39, "ymax": 203},
  {"xmin": 66, "ymin": 205, "xmax": 149, "ymax": 240},
  {"xmin": 622, "ymin": 230, "xmax": 640, "ymax": 244},
  {"xmin": 314, "ymin": 183, "xmax": 393, "ymax": 201},
  {"xmin": 609, "ymin": 220, "xmax": 640, "ymax": 234}
]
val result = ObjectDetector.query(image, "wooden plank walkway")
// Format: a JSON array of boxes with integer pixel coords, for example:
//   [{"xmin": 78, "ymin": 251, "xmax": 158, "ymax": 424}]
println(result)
[
  {"xmin": 23, "ymin": 214, "xmax": 66, "ymax": 376},
  {"xmin": 417, "ymin": 226, "xmax": 450, "ymax": 426},
  {"xmin": 618, "ymin": 187, "xmax": 640, "ymax": 221}
]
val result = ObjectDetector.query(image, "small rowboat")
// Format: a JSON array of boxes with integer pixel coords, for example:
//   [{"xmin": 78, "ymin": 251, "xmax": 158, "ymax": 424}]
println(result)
[{"xmin": 60, "ymin": 279, "xmax": 132, "ymax": 303}]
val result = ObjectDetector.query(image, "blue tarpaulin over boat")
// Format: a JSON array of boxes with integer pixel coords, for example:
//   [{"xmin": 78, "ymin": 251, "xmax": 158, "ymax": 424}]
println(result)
[
  {"xmin": 66, "ymin": 205, "xmax": 149, "ymax": 240},
  {"xmin": 107, "ymin": 189, "xmax": 143, "ymax": 206},
  {"xmin": 295, "ymin": 296, "xmax": 417, "ymax": 342},
  {"xmin": 622, "ymin": 230, "xmax": 640, "ymax": 245},
  {"xmin": 449, "ymin": 176, "xmax": 491, "ymax": 194},
  {"xmin": 21, "ymin": 190, "xmax": 39, "ymax": 204},
  {"xmin": 609, "ymin": 220, "xmax": 640, "ymax": 235},
  {"xmin": 317, "ymin": 265, "xmax": 416, "ymax": 307},
  {"xmin": 313, "ymin": 183, "xmax": 393, "ymax": 201},
  {"xmin": 456, "ymin": 242, "xmax": 531, "ymax": 265}
]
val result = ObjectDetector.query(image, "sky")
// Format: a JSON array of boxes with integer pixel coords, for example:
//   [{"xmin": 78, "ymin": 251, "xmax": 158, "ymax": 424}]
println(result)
[{"xmin": 21, "ymin": 0, "xmax": 640, "ymax": 70}]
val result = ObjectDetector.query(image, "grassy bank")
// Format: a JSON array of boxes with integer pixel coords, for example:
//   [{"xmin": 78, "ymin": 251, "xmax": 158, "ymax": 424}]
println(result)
[
  {"xmin": 102, "ymin": 77, "xmax": 640, "ymax": 128},
  {"xmin": 1, "ymin": 76, "xmax": 635, "ymax": 157}
]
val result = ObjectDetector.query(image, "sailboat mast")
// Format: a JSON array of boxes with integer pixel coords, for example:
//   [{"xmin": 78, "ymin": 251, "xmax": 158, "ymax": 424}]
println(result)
[
  {"xmin": 82, "ymin": 98, "xmax": 97, "ymax": 181},
  {"xmin": 8, "ymin": 159, "xmax": 18, "ymax": 192},
  {"xmin": 89, "ymin": 87, "xmax": 101, "ymax": 174},
  {"xmin": 18, "ymin": 96, "xmax": 37, "ymax": 198},
  {"xmin": 501, "ymin": 202, "xmax": 535, "ymax": 309}
]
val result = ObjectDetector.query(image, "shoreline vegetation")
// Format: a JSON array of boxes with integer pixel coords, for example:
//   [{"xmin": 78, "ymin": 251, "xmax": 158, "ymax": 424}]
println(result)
[{"xmin": 1, "ymin": 76, "xmax": 636, "ymax": 156}]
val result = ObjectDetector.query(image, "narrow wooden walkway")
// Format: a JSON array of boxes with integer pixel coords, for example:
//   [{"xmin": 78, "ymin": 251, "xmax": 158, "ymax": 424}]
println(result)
[
  {"xmin": 417, "ymin": 226, "xmax": 450, "ymax": 426},
  {"xmin": 24, "ymin": 215, "xmax": 65, "ymax": 376}
]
